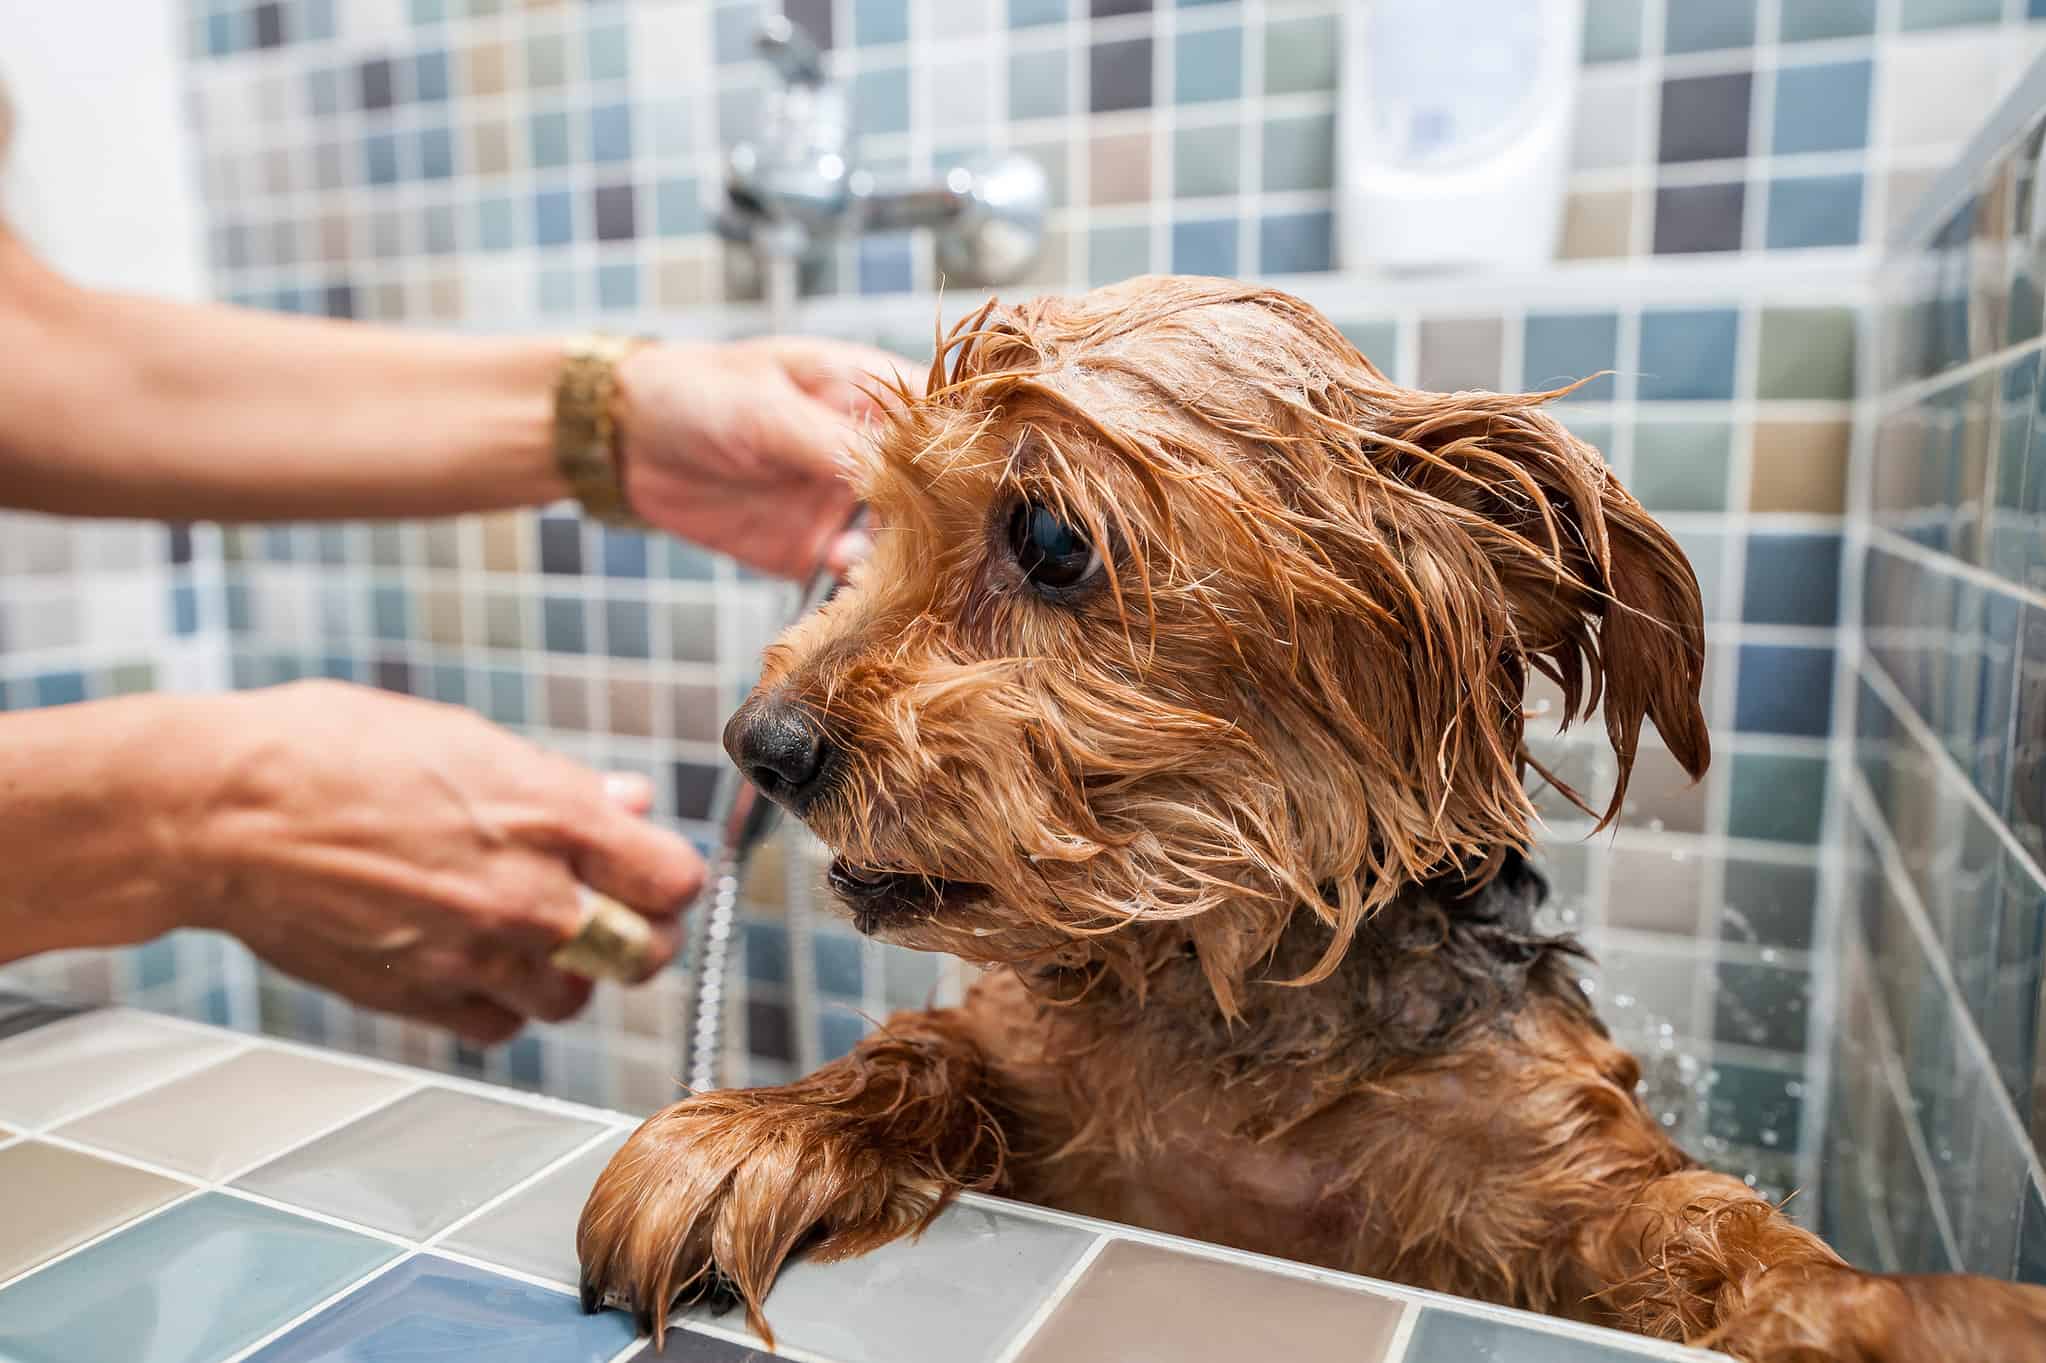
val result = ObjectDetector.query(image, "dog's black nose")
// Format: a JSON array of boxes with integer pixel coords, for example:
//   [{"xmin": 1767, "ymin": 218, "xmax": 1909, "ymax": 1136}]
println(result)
[{"xmin": 724, "ymin": 696, "xmax": 833, "ymax": 810}]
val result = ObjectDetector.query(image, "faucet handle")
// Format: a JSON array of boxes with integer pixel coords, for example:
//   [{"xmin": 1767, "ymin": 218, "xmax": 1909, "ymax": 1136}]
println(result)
[{"xmin": 756, "ymin": 14, "xmax": 826, "ymax": 88}]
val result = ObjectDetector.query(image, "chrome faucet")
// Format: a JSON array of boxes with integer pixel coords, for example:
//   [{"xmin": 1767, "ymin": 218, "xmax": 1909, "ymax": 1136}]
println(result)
[{"xmin": 718, "ymin": 16, "xmax": 1049, "ymax": 286}]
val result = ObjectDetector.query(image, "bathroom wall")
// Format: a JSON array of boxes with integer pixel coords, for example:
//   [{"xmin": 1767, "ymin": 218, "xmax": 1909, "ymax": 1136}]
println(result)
[
  {"xmin": 1829, "ymin": 66, "xmax": 2046, "ymax": 1280},
  {"xmin": 0, "ymin": 0, "xmax": 2034, "ymax": 1206}
]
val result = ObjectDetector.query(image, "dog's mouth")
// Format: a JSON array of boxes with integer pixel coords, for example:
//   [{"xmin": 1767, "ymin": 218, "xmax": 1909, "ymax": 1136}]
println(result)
[{"xmin": 826, "ymin": 857, "xmax": 985, "ymax": 934}]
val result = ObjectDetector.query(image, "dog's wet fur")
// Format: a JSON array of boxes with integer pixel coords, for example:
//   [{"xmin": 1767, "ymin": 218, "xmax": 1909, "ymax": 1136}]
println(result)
[{"xmin": 578, "ymin": 278, "xmax": 2046, "ymax": 1360}]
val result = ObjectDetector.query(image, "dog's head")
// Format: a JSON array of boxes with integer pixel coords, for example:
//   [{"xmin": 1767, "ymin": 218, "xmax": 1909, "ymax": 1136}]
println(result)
[{"xmin": 725, "ymin": 277, "xmax": 1707, "ymax": 1007}]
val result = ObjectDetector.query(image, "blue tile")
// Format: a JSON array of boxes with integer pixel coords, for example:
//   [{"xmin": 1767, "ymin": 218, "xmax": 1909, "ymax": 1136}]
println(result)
[
  {"xmin": 371, "ymin": 587, "xmax": 410, "ymax": 641},
  {"xmin": 855, "ymin": 66, "xmax": 910, "ymax": 135},
  {"xmin": 603, "ymin": 599, "xmax": 651, "ymax": 658},
  {"xmin": 0, "ymin": 1194, "xmax": 397, "ymax": 1363},
  {"xmin": 1773, "ymin": 60, "xmax": 1872, "ymax": 155},
  {"xmin": 535, "ymin": 190, "xmax": 575, "ymax": 247},
  {"xmin": 1783, "ymin": 0, "xmax": 1876, "ymax": 39},
  {"xmin": 1767, "ymin": 173, "xmax": 1864, "ymax": 249},
  {"xmin": 1730, "ymin": 752, "xmax": 1827, "ymax": 842},
  {"xmin": 302, "ymin": 0, "xmax": 336, "ymax": 40},
  {"xmin": 1009, "ymin": 49, "xmax": 1069, "ymax": 120},
  {"xmin": 542, "ymin": 598, "xmax": 586, "ymax": 653},
  {"xmin": 1262, "ymin": 113, "xmax": 1335, "ymax": 192},
  {"xmin": 1259, "ymin": 210, "xmax": 1332, "ymax": 274},
  {"xmin": 1736, "ymin": 644, "xmax": 1836, "ymax": 737},
  {"xmin": 206, "ymin": 11, "xmax": 237, "ymax": 56},
  {"xmin": 172, "ymin": 584, "xmax": 200, "ymax": 636},
  {"xmin": 600, "ymin": 529, "xmax": 648, "ymax": 579},
  {"xmin": 1900, "ymin": 0, "xmax": 1999, "ymax": 28},
  {"xmin": 487, "ymin": 671, "xmax": 527, "ymax": 725},
  {"xmin": 1742, "ymin": 533, "xmax": 1842, "ymax": 626},
  {"xmin": 1638, "ymin": 308, "xmax": 1739, "ymax": 401},
  {"xmin": 1010, "ymin": 0, "xmax": 1067, "ymax": 23},
  {"xmin": 308, "ymin": 67, "xmax": 341, "ymax": 116},
  {"xmin": 246, "ymin": 1255, "xmax": 635, "ymax": 1363},
  {"xmin": 1523, "ymin": 312, "xmax": 1619, "ymax": 401},
  {"xmin": 714, "ymin": 2, "xmax": 760, "ymax": 63},
  {"xmin": 855, "ymin": 0, "xmax": 910, "ymax": 44},
  {"xmin": 814, "ymin": 930, "xmax": 866, "ymax": 997},
  {"xmin": 1175, "ymin": 25, "xmax": 1241, "ymax": 104},
  {"xmin": 1407, "ymin": 1308, "xmax": 1652, "ymax": 1362},
  {"xmin": 33, "ymin": 671, "xmax": 87, "ymax": 707},
  {"xmin": 744, "ymin": 919, "xmax": 789, "ymax": 985},
  {"xmin": 414, "ymin": 50, "xmax": 450, "ymax": 102},
  {"xmin": 586, "ymin": 22, "xmax": 630, "ymax": 81},
  {"xmin": 656, "ymin": 178, "xmax": 704, "ymax": 237},
  {"xmin": 363, "ymin": 133, "xmax": 400, "ymax": 186},
  {"xmin": 820, "ymin": 1009, "xmax": 870, "ymax": 1060},
  {"xmin": 1088, "ymin": 224, "xmax": 1151, "ymax": 286},
  {"xmin": 859, "ymin": 234, "xmax": 915, "ymax": 293},
  {"xmin": 596, "ymin": 263, "xmax": 638, "ymax": 310},
  {"xmin": 530, "ymin": 110, "xmax": 572, "ymax": 169},
  {"xmin": 431, "ymin": 665, "xmax": 466, "ymax": 706},
  {"xmin": 1172, "ymin": 218, "xmax": 1239, "ymax": 277},
  {"xmin": 417, "ymin": 126, "xmax": 454, "ymax": 180},
  {"xmin": 478, "ymin": 196, "xmax": 518, "ymax": 251},
  {"xmin": 590, "ymin": 103, "xmax": 632, "ymax": 163},
  {"xmin": 1666, "ymin": 0, "xmax": 1756, "ymax": 51}
]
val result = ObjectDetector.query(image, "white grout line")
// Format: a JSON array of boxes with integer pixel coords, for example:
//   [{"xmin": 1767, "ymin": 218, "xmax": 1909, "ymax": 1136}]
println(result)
[
  {"xmin": 1381, "ymin": 1299, "xmax": 1423, "ymax": 1363},
  {"xmin": 986, "ymin": 1233, "xmax": 1107, "ymax": 1363}
]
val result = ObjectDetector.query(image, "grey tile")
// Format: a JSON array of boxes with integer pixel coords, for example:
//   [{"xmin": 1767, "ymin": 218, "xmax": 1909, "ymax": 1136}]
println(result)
[
  {"xmin": 1416, "ymin": 318, "xmax": 1503, "ymax": 392},
  {"xmin": 1088, "ymin": 37, "xmax": 1152, "ymax": 113},
  {"xmin": 1174, "ymin": 123, "xmax": 1240, "ymax": 198},
  {"xmin": 0, "ymin": 1193, "xmax": 397, "ymax": 1363},
  {"xmin": 685, "ymin": 1201, "xmax": 1094, "ymax": 1362},
  {"xmin": 1013, "ymin": 1238, "xmax": 1404, "ymax": 1362},
  {"xmin": 441, "ymin": 1128, "xmax": 631, "ymax": 1284},
  {"xmin": 0, "ymin": 1141, "xmax": 185, "ymax": 1282},
  {"xmin": 1654, "ymin": 181, "xmax": 1745, "ymax": 254},
  {"xmin": 0, "ymin": 1011, "xmax": 242, "ymax": 1129},
  {"xmin": 1658, "ymin": 73, "xmax": 1753, "ymax": 164},
  {"xmin": 59, "ymin": 1047, "xmax": 414, "ymax": 1182},
  {"xmin": 1407, "ymin": 1307, "xmax": 1665, "ymax": 1361},
  {"xmin": 235, "ymin": 1087, "xmax": 607, "ymax": 1240}
]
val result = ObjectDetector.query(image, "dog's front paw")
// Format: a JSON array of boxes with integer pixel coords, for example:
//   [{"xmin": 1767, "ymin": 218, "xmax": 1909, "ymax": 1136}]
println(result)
[
  {"xmin": 576, "ymin": 1089, "xmax": 953, "ymax": 1344},
  {"xmin": 1706, "ymin": 1267, "xmax": 2046, "ymax": 1362}
]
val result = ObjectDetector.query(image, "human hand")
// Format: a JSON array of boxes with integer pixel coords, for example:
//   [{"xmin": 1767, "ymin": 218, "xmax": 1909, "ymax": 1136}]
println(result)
[
  {"xmin": 180, "ymin": 681, "xmax": 705, "ymax": 1043},
  {"xmin": 615, "ymin": 336, "xmax": 922, "ymax": 580}
]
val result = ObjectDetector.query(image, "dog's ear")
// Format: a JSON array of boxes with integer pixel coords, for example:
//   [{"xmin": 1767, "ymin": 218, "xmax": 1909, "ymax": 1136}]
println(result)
[{"xmin": 1362, "ymin": 387, "xmax": 1710, "ymax": 826}]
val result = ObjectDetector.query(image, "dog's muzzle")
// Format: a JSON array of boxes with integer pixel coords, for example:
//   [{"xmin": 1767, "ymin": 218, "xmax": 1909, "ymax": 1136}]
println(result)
[{"xmin": 724, "ymin": 693, "xmax": 837, "ymax": 815}]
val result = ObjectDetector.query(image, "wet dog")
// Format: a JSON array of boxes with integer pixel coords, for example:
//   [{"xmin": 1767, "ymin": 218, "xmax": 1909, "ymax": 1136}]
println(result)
[{"xmin": 579, "ymin": 277, "xmax": 2046, "ymax": 1360}]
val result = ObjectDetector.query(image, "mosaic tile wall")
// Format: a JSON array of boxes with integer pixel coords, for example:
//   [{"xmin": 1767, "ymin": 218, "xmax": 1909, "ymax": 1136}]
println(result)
[{"xmin": 1828, "ymin": 66, "xmax": 2046, "ymax": 1280}]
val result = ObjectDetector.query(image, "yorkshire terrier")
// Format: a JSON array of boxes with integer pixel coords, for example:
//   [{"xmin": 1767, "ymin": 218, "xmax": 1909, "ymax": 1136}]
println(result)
[{"xmin": 578, "ymin": 278, "xmax": 2046, "ymax": 1360}]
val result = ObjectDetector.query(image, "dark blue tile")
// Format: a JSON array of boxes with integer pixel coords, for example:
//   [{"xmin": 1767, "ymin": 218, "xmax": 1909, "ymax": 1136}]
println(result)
[
  {"xmin": 1654, "ymin": 181, "xmax": 1745, "ymax": 254},
  {"xmin": 1736, "ymin": 643, "xmax": 1836, "ymax": 736},
  {"xmin": 245, "ymin": 1255, "xmax": 635, "ymax": 1363},
  {"xmin": 1667, "ymin": 0, "xmax": 1756, "ymax": 50},
  {"xmin": 1171, "ymin": 218, "xmax": 1239, "ymax": 276},
  {"xmin": 535, "ymin": 189, "xmax": 575, "ymax": 246},
  {"xmin": 1772, "ymin": 59, "xmax": 1872, "ymax": 155},
  {"xmin": 744, "ymin": 919, "xmax": 789, "ymax": 986},
  {"xmin": 672, "ymin": 762, "xmax": 720, "ymax": 820},
  {"xmin": 1767, "ymin": 173, "xmax": 1864, "ymax": 249},
  {"xmin": 542, "ymin": 598, "xmax": 587, "ymax": 654},
  {"xmin": 600, "ymin": 529, "xmax": 648, "ymax": 579},
  {"xmin": 1638, "ymin": 308, "xmax": 1739, "ymax": 400},
  {"xmin": 374, "ymin": 659, "xmax": 413, "ymax": 694},
  {"xmin": 748, "ymin": 998, "xmax": 794, "ymax": 1062},
  {"xmin": 1707, "ymin": 1060, "xmax": 1805, "ymax": 1148},
  {"xmin": 359, "ymin": 57, "xmax": 396, "ymax": 110},
  {"xmin": 1523, "ymin": 312, "xmax": 1619, "ymax": 400},
  {"xmin": 1259, "ymin": 211, "xmax": 1332, "ymax": 274},
  {"xmin": 858, "ymin": 234, "xmax": 914, "ymax": 293},
  {"xmin": 172, "ymin": 584, "xmax": 200, "ymax": 636},
  {"xmin": 814, "ymin": 930, "xmax": 865, "ymax": 997},
  {"xmin": 1089, "ymin": 37, "xmax": 1153, "ymax": 112},
  {"xmin": 590, "ymin": 103, "xmax": 633, "ymax": 163},
  {"xmin": 539, "ymin": 517, "xmax": 582, "ymax": 574},
  {"xmin": 593, "ymin": 184, "xmax": 636, "ymax": 241},
  {"xmin": 1741, "ymin": 532, "xmax": 1841, "ymax": 626},
  {"xmin": 820, "ymin": 1009, "xmax": 870, "ymax": 1060},
  {"xmin": 1658, "ymin": 73, "xmax": 1753, "ymax": 163}
]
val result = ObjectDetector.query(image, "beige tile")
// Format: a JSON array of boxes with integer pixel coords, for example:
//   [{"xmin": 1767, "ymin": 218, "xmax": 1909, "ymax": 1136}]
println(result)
[
  {"xmin": 427, "ymin": 276, "xmax": 464, "ymax": 321},
  {"xmin": 546, "ymin": 673, "xmax": 592, "ymax": 731},
  {"xmin": 1605, "ymin": 846, "xmax": 1710, "ymax": 937},
  {"xmin": 656, "ymin": 253, "xmax": 714, "ymax": 308},
  {"xmin": 670, "ymin": 681, "xmax": 722, "ymax": 744},
  {"xmin": 0, "ymin": 1012, "xmax": 241, "ymax": 1130},
  {"xmin": 1088, "ymin": 131, "xmax": 1152, "ymax": 206},
  {"xmin": 57, "ymin": 1047, "xmax": 414, "ymax": 1182},
  {"xmin": 423, "ymin": 588, "xmax": 464, "ymax": 645},
  {"xmin": 608, "ymin": 678, "xmax": 655, "ymax": 737},
  {"xmin": 470, "ymin": 118, "xmax": 513, "ymax": 177},
  {"xmin": 0, "ymin": 1142, "xmax": 185, "ymax": 1281},
  {"xmin": 1014, "ymin": 1239, "xmax": 1406, "ymax": 1362},
  {"xmin": 373, "ymin": 281, "xmax": 407, "ymax": 321},
  {"xmin": 465, "ymin": 41, "xmax": 509, "ymax": 97},
  {"xmin": 1417, "ymin": 317, "xmax": 1504, "ymax": 392},
  {"xmin": 1560, "ymin": 189, "xmax": 1635, "ymax": 260},
  {"xmin": 480, "ymin": 512, "xmax": 528, "ymax": 573},
  {"xmin": 1750, "ymin": 419, "xmax": 1850, "ymax": 514},
  {"xmin": 1618, "ymin": 745, "xmax": 1711, "ymax": 835},
  {"xmin": 1883, "ymin": 167, "xmax": 1940, "ymax": 238}
]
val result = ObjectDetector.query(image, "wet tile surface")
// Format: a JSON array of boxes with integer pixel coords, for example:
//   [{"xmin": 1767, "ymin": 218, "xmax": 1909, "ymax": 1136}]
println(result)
[
  {"xmin": 0, "ymin": 1141, "xmax": 185, "ymax": 1282},
  {"xmin": 441, "ymin": 1127, "xmax": 632, "ymax": 1284},
  {"xmin": 1012, "ymin": 1239, "xmax": 1405, "ymax": 1362},
  {"xmin": 235, "ymin": 1086, "xmax": 608, "ymax": 1240},
  {"xmin": 684, "ymin": 1201, "xmax": 1095, "ymax": 1363},
  {"xmin": 60, "ymin": 1047, "xmax": 416, "ymax": 1181},
  {"xmin": 1407, "ymin": 1308, "xmax": 1671, "ymax": 1361},
  {"xmin": 245, "ymin": 1254, "xmax": 636, "ymax": 1363},
  {"xmin": 0, "ymin": 1192, "xmax": 397, "ymax": 1363},
  {"xmin": 0, "ymin": 1011, "xmax": 243, "ymax": 1129}
]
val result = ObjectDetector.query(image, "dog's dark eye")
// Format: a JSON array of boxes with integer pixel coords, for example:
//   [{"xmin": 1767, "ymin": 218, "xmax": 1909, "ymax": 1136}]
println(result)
[{"xmin": 1007, "ymin": 502, "xmax": 1102, "ymax": 592}]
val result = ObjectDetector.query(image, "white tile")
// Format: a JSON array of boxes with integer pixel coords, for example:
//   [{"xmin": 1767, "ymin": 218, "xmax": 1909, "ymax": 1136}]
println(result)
[{"xmin": 0, "ymin": 1011, "xmax": 242, "ymax": 1130}]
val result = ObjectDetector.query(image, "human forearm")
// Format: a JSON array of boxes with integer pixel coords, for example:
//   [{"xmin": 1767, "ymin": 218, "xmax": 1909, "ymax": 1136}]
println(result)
[
  {"xmin": 0, "ymin": 230, "xmax": 567, "ymax": 521},
  {"xmin": 0, "ymin": 695, "xmax": 213, "ymax": 961}
]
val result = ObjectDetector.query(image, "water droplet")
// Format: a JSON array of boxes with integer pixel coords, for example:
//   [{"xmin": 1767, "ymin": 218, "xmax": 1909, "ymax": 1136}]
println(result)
[
  {"xmin": 1760, "ymin": 948, "xmax": 1780, "ymax": 964},
  {"xmin": 1785, "ymin": 1080, "xmax": 1805, "ymax": 1098},
  {"xmin": 1648, "ymin": 818, "xmax": 1666, "ymax": 833},
  {"xmin": 1614, "ymin": 993, "xmax": 1636, "ymax": 1010},
  {"xmin": 1578, "ymin": 977, "xmax": 1597, "ymax": 996},
  {"xmin": 1760, "ymin": 1129, "xmax": 1780, "ymax": 1147},
  {"xmin": 1661, "ymin": 1112, "xmax": 1678, "ymax": 1127},
  {"xmin": 1744, "ymin": 1173, "xmax": 1759, "ymax": 1187}
]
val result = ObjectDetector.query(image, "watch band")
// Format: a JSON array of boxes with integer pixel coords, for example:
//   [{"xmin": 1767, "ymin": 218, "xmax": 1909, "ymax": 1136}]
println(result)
[{"xmin": 554, "ymin": 333, "xmax": 650, "ymax": 527}]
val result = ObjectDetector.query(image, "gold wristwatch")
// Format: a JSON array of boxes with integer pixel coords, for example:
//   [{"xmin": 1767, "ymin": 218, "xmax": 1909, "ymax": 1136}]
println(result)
[{"xmin": 553, "ymin": 333, "xmax": 651, "ymax": 527}]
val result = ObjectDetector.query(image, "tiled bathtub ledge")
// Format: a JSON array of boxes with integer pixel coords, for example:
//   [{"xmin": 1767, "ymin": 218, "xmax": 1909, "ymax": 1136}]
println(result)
[{"xmin": 0, "ymin": 1001, "xmax": 1730, "ymax": 1363}]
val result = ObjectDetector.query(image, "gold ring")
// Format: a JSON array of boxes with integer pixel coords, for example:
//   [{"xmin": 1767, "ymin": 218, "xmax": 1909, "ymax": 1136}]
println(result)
[{"xmin": 550, "ymin": 888, "xmax": 656, "ymax": 982}]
